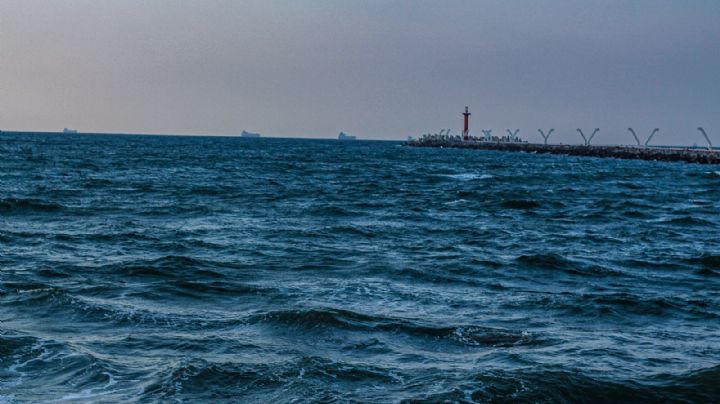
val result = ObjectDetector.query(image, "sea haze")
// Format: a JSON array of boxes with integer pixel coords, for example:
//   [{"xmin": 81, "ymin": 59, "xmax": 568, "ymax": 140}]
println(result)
[{"xmin": 1, "ymin": 133, "xmax": 719, "ymax": 401}]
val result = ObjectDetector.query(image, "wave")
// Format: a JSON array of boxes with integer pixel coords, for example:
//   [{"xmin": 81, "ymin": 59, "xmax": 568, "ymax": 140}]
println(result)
[
  {"xmin": 415, "ymin": 366, "xmax": 720, "ymax": 403},
  {"xmin": 188, "ymin": 185, "xmax": 241, "ymax": 196},
  {"xmin": 398, "ymin": 325, "xmax": 534, "ymax": 348},
  {"xmin": 54, "ymin": 231, "xmax": 160, "ymax": 243},
  {"xmin": 516, "ymin": 254, "xmax": 622, "ymax": 277},
  {"xmin": 103, "ymin": 255, "xmax": 227, "ymax": 279},
  {"xmin": 81, "ymin": 177, "xmax": 115, "ymax": 188},
  {"xmin": 444, "ymin": 198, "xmax": 468, "ymax": 205},
  {"xmin": 3, "ymin": 286, "xmax": 241, "ymax": 330},
  {"xmin": 622, "ymin": 210, "xmax": 651, "ymax": 219},
  {"xmin": 585, "ymin": 292, "xmax": 718, "ymax": 319},
  {"xmin": 501, "ymin": 199, "xmax": 541, "ymax": 210},
  {"xmin": 308, "ymin": 205, "xmax": 358, "ymax": 217},
  {"xmin": 249, "ymin": 308, "xmax": 535, "ymax": 347},
  {"xmin": 661, "ymin": 216, "xmax": 715, "ymax": 226},
  {"xmin": 249, "ymin": 308, "xmax": 377, "ymax": 330},
  {"xmin": 392, "ymin": 266, "xmax": 486, "ymax": 287},
  {"xmin": 0, "ymin": 332, "xmax": 39, "ymax": 359},
  {"xmin": 503, "ymin": 290, "xmax": 719, "ymax": 320},
  {"xmin": 696, "ymin": 268, "xmax": 719, "ymax": 276},
  {"xmin": 141, "ymin": 360, "xmax": 720, "ymax": 402},
  {"xmin": 516, "ymin": 253, "xmax": 575, "ymax": 269},
  {"xmin": 585, "ymin": 293, "xmax": 676, "ymax": 316},
  {"xmin": 0, "ymin": 331, "xmax": 130, "ymax": 402},
  {"xmin": 0, "ymin": 198, "xmax": 64, "ymax": 212},
  {"xmin": 621, "ymin": 257, "xmax": 689, "ymax": 271},
  {"xmin": 142, "ymin": 356, "xmax": 401, "ymax": 401},
  {"xmin": 616, "ymin": 181, "xmax": 645, "ymax": 190},
  {"xmin": 155, "ymin": 280, "xmax": 276, "ymax": 300},
  {"xmin": 324, "ymin": 225, "xmax": 376, "ymax": 238},
  {"xmin": 685, "ymin": 252, "xmax": 720, "ymax": 269}
]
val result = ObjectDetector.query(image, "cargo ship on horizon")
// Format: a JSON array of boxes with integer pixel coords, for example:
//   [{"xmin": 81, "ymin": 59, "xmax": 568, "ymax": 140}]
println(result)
[{"xmin": 241, "ymin": 130, "xmax": 261, "ymax": 138}]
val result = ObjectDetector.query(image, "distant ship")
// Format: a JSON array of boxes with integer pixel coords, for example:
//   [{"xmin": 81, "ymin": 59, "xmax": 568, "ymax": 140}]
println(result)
[
  {"xmin": 241, "ymin": 130, "xmax": 261, "ymax": 138},
  {"xmin": 63, "ymin": 128, "xmax": 78, "ymax": 134},
  {"xmin": 338, "ymin": 132, "xmax": 356, "ymax": 140}
]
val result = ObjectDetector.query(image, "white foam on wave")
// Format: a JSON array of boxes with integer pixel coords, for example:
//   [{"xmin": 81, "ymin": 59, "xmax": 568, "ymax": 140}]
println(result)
[
  {"xmin": 443, "ymin": 173, "xmax": 494, "ymax": 181},
  {"xmin": 59, "ymin": 387, "xmax": 122, "ymax": 403},
  {"xmin": 58, "ymin": 369, "xmax": 125, "ymax": 402},
  {"xmin": 16, "ymin": 287, "xmax": 54, "ymax": 294}
]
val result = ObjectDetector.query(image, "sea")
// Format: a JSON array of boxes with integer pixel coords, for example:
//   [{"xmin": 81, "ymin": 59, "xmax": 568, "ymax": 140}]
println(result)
[{"xmin": 1, "ymin": 132, "xmax": 719, "ymax": 402}]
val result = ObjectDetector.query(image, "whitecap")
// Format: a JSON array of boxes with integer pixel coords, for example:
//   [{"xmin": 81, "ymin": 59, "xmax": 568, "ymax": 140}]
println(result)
[{"xmin": 442, "ymin": 173, "xmax": 493, "ymax": 181}]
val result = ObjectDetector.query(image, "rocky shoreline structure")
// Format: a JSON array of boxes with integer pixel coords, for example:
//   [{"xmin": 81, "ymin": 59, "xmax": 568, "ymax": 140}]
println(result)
[{"xmin": 405, "ymin": 140, "xmax": 720, "ymax": 165}]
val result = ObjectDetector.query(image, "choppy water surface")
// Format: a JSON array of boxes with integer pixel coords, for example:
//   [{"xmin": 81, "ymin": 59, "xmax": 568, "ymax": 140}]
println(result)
[{"xmin": 1, "ymin": 133, "xmax": 719, "ymax": 402}]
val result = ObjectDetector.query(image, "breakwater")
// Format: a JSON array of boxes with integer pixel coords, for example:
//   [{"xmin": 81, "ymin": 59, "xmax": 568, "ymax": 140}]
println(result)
[{"xmin": 406, "ymin": 140, "xmax": 720, "ymax": 164}]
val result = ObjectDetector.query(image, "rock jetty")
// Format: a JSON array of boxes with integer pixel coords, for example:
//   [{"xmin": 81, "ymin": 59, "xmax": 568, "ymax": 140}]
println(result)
[{"xmin": 405, "ymin": 140, "xmax": 720, "ymax": 165}]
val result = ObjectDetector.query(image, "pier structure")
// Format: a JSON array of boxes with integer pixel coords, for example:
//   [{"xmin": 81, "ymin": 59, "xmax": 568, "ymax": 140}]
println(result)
[
  {"xmin": 628, "ymin": 128, "xmax": 659, "ymax": 147},
  {"xmin": 406, "ymin": 107, "xmax": 719, "ymax": 165},
  {"xmin": 698, "ymin": 128, "xmax": 713, "ymax": 150},
  {"xmin": 538, "ymin": 129, "xmax": 554, "ymax": 145},
  {"xmin": 577, "ymin": 128, "xmax": 599, "ymax": 146}
]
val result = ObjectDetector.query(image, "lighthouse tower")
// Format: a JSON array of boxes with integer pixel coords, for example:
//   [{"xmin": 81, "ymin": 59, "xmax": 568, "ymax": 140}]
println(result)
[{"xmin": 462, "ymin": 106, "xmax": 471, "ymax": 141}]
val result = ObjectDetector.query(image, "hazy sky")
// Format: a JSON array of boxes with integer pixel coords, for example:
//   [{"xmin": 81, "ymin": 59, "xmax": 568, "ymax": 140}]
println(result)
[{"xmin": 2, "ymin": 0, "xmax": 719, "ymax": 144}]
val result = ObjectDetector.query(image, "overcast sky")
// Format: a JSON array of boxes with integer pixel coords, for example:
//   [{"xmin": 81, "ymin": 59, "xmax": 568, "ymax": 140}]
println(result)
[{"xmin": 1, "ymin": 0, "xmax": 719, "ymax": 144}]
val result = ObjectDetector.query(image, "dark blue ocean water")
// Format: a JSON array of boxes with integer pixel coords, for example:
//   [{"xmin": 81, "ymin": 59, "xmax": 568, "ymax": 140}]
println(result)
[{"xmin": 1, "ymin": 133, "xmax": 719, "ymax": 402}]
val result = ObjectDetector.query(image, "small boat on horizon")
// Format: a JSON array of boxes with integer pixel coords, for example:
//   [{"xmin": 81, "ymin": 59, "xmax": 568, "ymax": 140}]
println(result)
[
  {"xmin": 338, "ymin": 132, "xmax": 357, "ymax": 140},
  {"xmin": 241, "ymin": 130, "xmax": 261, "ymax": 138}
]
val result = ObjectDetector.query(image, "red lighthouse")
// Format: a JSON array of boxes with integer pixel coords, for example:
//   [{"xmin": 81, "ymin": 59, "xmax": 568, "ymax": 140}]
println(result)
[{"xmin": 462, "ymin": 106, "xmax": 471, "ymax": 141}]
